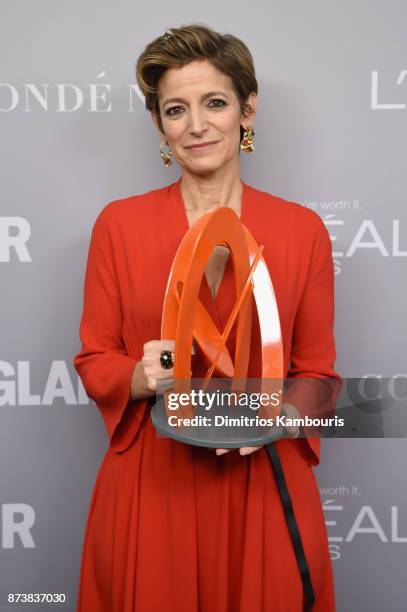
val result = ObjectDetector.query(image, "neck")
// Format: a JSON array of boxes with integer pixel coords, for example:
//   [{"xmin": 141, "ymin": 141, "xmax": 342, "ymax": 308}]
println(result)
[{"xmin": 179, "ymin": 163, "xmax": 243, "ymax": 214}]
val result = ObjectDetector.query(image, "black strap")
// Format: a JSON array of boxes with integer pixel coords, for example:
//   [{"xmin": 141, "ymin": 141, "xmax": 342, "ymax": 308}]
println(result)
[{"xmin": 266, "ymin": 443, "xmax": 315, "ymax": 611}]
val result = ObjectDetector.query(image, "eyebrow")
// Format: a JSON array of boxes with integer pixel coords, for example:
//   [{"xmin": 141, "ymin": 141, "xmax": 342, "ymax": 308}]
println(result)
[{"xmin": 161, "ymin": 91, "xmax": 229, "ymax": 107}]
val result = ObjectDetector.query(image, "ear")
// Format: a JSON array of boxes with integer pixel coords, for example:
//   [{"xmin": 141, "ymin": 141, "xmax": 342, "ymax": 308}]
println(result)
[
  {"xmin": 150, "ymin": 110, "xmax": 166, "ymax": 141},
  {"xmin": 240, "ymin": 92, "xmax": 258, "ymax": 131}
]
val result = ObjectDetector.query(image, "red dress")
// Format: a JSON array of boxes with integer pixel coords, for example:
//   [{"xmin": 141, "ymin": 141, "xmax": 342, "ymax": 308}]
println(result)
[{"xmin": 73, "ymin": 177, "xmax": 341, "ymax": 611}]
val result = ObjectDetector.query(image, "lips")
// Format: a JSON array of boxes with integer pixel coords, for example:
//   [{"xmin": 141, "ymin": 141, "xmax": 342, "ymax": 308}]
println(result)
[{"xmin": 185, "ymin": 140, "xmax": 219, "ymax": 150}]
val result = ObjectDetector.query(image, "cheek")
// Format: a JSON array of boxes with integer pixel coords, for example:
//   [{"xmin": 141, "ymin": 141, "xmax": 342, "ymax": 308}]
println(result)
[
  {"xmin": 215, "ymin": 116, "xmax": 242, "ymax": 142},
  {"xmin": 162, "ymin": 122, "xmax": 184, "ymax": 145}
]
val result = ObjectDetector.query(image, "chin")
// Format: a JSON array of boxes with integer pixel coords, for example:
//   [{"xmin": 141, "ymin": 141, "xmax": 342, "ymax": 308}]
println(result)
[
  {"xmin": 185, "ymin": 157, "xmax": 231, "ymax": 176},
  {"xmin": 189, "ymin": 165, "xmax": 221, "ymax": 176}
]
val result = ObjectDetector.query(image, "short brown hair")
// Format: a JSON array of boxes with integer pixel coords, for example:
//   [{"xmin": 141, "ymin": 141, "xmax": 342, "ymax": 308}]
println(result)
[{"xmin": 135, "ymin": 23, "xmax": 258, "ymax": 134}]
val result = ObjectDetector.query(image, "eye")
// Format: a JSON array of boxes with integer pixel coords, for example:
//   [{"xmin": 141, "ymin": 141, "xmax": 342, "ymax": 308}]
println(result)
[
  {"xmin": 207, "ymin": 98, "xmax": 227, "ymax": 108},
  {"xmin": 164, "ymin": 105, "xmax": 184, "ymax": 117}
]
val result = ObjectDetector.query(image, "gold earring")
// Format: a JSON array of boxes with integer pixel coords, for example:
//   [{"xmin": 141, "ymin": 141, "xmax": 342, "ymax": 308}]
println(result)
[
  {"xmin": 240, "ymin": 127, "xmax": 255, "ymax": 153},
  {"xmin": 160, "ymin": 140, "xmax": 173, "ymax": 167}
]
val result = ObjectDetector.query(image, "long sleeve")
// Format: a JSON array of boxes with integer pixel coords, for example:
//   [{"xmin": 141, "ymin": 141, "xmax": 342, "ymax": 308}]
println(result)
[
  {"xmin": 284, "ymin": 214, "xmax": 342, "ymax": 467},
  {"xmin": 73, "ymin": 209, "xmax": 145, "ymax": 452}
]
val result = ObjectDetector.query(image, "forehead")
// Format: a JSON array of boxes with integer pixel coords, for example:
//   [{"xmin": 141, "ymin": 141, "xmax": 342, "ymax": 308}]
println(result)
[{"xmin": 158, "ymin": 59, "xmax": 235, "ymax": 98}]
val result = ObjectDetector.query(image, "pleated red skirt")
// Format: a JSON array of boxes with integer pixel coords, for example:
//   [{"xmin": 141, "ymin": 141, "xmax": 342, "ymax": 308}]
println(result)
[{"xmin": 76, "ymin": 410, "xmax": 334, "ymax": 612}]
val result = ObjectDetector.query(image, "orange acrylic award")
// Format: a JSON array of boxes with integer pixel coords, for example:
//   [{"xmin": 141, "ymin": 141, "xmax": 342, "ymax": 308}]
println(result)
[{"xmin": 151, "ymin": 206, "xmax": 287, "ymax": 448}]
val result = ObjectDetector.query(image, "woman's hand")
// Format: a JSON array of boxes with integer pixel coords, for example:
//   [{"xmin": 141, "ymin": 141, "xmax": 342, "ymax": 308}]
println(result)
[
  {"xmin": 214, "ymin": 402, "xmax": 302, "ymax": 456},
  {"xmin": 130, "ymin": 339, "xmax": 176, "ymax": 400},
  {"xmin": 141, "ymin": 339, "xmax": 177, "ymax": 394},
  {"xmin": 131, "ymin": 339, "xmax": 196, "ymax": 400}
]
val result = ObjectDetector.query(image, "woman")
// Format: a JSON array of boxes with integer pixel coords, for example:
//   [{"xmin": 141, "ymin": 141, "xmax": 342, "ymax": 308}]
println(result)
[{"xmin": 74, "ymin": 24, "xmax": 341, "ymax": 611}]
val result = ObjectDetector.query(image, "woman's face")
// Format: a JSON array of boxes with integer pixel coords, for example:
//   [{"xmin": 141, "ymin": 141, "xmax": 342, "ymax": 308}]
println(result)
[{"xmin": 152, "ymin": 59, "xmax": 257, "ymax": 176}]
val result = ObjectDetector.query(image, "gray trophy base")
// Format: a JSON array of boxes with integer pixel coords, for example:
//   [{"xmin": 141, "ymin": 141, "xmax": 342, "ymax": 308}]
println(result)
[{"xmin": 150, "ymin": 396, "xmax": 286, "ymax": 449}]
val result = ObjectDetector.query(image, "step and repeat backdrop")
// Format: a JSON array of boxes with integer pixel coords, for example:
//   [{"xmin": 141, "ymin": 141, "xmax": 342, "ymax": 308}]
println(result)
[{"xmin": 1, "ymin": 1, "xmax": 406, "ymax": 610}]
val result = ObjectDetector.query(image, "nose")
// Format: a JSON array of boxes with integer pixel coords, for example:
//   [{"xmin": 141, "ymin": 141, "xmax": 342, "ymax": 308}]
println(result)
[{"xmin": 188, "ymin": 104, "xmax": 208, "ymax": 136}]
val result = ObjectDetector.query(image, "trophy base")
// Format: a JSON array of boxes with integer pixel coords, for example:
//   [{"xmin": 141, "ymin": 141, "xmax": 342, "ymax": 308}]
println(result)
[{"xmin": 150, "ymin": 395, "xmax": 286, "ymax": 449}]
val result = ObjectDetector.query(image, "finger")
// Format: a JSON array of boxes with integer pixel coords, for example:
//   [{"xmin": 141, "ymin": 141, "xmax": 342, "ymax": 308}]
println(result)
[
  {"xmin": 157, "ymin": 379, "xmax": 174, "ymax": 393},
  {"xmin": 281, "ymin": 403, "xmax": 301, "ymax": 439},
  {"xmin": 160, "ymin": 339, "xmax": 175, "ymax": 350},
  {"xmin": 285, "ymin": 424, "xmax": 300, "ymax": 438},
  {"xmin": 155, "ymin": 373, "xmax": 174, "ymax": 390},
  {"xmin": 155, "ymin": 371, "xmax": 174, "ymax": 382},
  {"xmin": 215, "ymin": 448, "xmax": 232, "ymax": 455},
  {"xmin": 239, "ymin": 446, "xmax": 262, "ymax": 455}
]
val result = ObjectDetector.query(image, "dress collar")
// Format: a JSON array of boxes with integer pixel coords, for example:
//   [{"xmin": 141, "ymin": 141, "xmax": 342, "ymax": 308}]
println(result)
[{"xmin": 167, "ymin": 176, "xmax": 252, "ymax": 330}]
